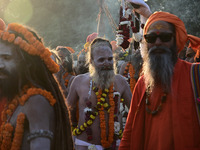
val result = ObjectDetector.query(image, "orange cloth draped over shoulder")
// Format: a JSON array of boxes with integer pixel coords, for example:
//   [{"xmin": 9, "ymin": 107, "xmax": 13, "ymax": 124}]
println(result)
[{"xmin": 144, "ymin": 11, "xmax": 200, "ymax": 59}]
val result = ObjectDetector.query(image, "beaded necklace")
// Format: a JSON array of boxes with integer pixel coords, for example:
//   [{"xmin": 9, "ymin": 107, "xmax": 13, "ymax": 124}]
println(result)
[{"xmin": 145, "ymin": 87, "xmax": 167, "ymax": 115}]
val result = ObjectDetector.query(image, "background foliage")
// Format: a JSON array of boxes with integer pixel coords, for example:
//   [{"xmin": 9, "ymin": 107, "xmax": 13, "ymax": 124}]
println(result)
[{"xmin": 0, "ymin": 0, "xmax": 199, "ymax": 57}]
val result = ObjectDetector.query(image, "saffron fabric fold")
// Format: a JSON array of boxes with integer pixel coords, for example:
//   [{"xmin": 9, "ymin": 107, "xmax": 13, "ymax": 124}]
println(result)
[{"xmin": 119, "ymin": 59, "xmax": 200, "ymax": 150}]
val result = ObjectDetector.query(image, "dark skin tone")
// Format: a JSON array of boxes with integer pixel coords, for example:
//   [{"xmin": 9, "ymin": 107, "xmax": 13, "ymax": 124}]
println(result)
[{"xmin": 0, "ymin": 42, "xmax": 55, "ymax": 150}]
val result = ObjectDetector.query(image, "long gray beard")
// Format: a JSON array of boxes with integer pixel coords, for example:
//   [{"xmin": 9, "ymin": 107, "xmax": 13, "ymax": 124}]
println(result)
[
  {"xmin": 143, "ymin": 46, "xmax": 177, "ymax": 93},
  {"xmin": 89, "ymin": 64, "xmax": 115, "ymax": 89}
]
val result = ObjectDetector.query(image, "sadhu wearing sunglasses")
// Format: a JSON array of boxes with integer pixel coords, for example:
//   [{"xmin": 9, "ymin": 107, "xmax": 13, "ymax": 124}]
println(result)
[{"xmin": 119, "ymin": 11, "xmax": 200, "ymax": 150}]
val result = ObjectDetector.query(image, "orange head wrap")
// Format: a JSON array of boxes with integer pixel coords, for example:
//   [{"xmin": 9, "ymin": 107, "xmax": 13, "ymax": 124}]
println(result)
[{"xmin": 144, "ymin": 11, "xmax": 200, "ymax": 59}]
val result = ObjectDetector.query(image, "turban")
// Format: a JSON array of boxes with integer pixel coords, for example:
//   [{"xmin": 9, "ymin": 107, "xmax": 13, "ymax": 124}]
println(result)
[
  {"xmin": 144, "ymin": 11, "xmax": 200, "ymax": 59},
  {"xmin": 84, "ymin": 32, "xmax": 98, "ymax": 50}
]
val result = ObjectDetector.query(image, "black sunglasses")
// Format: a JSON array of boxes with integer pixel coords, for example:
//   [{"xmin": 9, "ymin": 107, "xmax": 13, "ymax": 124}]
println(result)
[{"xmin": 144, "ymin": 32, "xmax": 174, "ymax": 43}]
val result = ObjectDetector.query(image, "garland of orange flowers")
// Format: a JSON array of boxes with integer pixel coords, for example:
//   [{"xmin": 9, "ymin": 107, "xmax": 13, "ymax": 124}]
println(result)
[
  {"xmin": 63, "ymin": 72, "xmax": 69, "ymax": 87},
  {"xmin": 0, "ymin": 85, "xmax": 57, "ymax": 150},
  {"xmin": 98, "ymin": 84, "xmax": 114, "ymax": 148},
  {"xmin": 128, "ymin": 63, "xmax": 136, "ymax": 92},
  {"xmin": 19, "ymin": 87, "xmax": 56, "ymax": 106},
  {"xmin": 0, "ymin": 23, "xmax": 59, "ymax": 73},
  {"xmin": 10, "ymin": 113, "xmax": 25, "ymax": 150},
  {"xmin": 123, "ymin": 62, "xmax": 142, "ymax": 93},
  {"xmin": 63, "ymin": 72, "xmax": 75, "ymax": 87}
]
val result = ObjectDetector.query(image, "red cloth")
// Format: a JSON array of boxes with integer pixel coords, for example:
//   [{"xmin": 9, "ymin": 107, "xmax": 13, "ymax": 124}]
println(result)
[
  {"xmin": 0, "ymin": 97, "xmax": 6, "ymax": 126},
  {"xmin": 119, "ymin": 59, "xmax": 200, "ymax": 150},
  {"xmin": 144, "ymin": 11, "xmax": 200, "ymax": 56}
]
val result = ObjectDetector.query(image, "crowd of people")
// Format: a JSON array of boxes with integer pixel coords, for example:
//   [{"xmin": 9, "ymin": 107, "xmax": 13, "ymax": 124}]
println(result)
[{"xmin": 0, "ymin": 0, "xmax": 199, "ymax": 150}]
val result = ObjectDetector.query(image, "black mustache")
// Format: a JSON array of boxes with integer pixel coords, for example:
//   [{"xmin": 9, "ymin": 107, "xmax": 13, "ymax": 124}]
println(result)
[
  {"xmin": 100, "ymin": 66, "xmax": 113, "ymax": 70},
  {"xmin": 149, "ymin": 46, "xmax": 171, "ymax": 54}
]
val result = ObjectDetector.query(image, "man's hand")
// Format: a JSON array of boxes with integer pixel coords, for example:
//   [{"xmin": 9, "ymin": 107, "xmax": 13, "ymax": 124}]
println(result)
[{"xmin": 126, "ymin": 0, "xmax": 152, "ymax": 18}]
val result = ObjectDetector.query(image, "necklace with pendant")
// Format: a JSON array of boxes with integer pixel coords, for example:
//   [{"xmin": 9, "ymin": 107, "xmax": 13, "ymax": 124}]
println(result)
[{"xmin": 145, "ymin": 87, "xmax": 167, "ymax": 115}]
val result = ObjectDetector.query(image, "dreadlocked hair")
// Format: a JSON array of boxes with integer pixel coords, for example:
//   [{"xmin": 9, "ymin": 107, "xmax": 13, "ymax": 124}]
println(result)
[
  {"xmin": 6, "ymin": 27, "xmax": 74, "ymax": 150},
  {"xmin": 18, "ymin": 50, "xmax": 73, "ymax": 150}
]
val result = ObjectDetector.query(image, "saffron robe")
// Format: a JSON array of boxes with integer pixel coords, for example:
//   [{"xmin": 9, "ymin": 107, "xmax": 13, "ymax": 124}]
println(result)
[{"xmin": 119, "ymin": 59, "xmax": 200, "ymax": 150}]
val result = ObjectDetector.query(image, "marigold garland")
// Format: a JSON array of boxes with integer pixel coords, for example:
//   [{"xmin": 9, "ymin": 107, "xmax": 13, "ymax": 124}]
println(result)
[
  {"xmin": 0, "ymin": 23, "xmax": 59, "ymax": 73},
  {"xmin": 10, "ymin": 113, "xmax": 25, "ymax": 150},
  {"xmin": 123, "ymin": 62, "xmax": 142, "ymax": 93},
  {"xmin": 63, "ymin": 72, "xmax": 69, "ymax": 87},
  {"xmin": 19, "ymin": 87, "xmax": 56, "ymax": 106},
  {"xmin": 72, "ymin": 84, "xmax": 118, "ymax": 148},
  {"xmin": 98, "ymin": 84, "xmax": 114, "ymax": 148},
  {"xmin": 0, "ymin": 85, "xmax": 57, "ymax": 150},
  {"xmin": 128, "ymin": 63, "xmax": 136, "ymax": 92},
  {"xmin": 0, "ymin": 123, "xmax": 13, "ymax": 150}
]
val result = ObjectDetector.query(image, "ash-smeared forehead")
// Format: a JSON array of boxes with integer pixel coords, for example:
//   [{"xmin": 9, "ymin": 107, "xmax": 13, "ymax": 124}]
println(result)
[{"xmin": 147, "ymin": 21, "xmax": 174, "ymax": 33}]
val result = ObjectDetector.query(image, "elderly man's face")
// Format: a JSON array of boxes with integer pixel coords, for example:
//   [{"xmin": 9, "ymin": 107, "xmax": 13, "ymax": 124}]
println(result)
[
  {"xmin": 89, "ymin": 44, "xmax": 115, "ymax": 89},
  {"xmin": 142, "ymin": 21, "xmax": 177, "ymax": 93},
  {"xmin": 145, "ymin": 21, "xmax": 175, "ymax": 52},
  {"xmin": 92, "ymin": 45, "xmax": 113, "ymax": 70}
]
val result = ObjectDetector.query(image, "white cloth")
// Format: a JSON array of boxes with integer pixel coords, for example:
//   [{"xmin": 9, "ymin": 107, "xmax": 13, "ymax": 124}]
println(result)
[
  {"xmin": 75, "ymin": 138, "xmax": 103, "ymax": 150},
  {"xmin": 75, "ymin": 138, "xmax": 121, "ymax": 150}
]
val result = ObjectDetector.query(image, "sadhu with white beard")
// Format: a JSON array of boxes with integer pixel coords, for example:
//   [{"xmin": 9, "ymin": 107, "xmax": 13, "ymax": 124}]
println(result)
[
  {"xmin": 119, "ymin": 11, "xmax": 200, "ymax": 150},
  {"xmin": 67, "ymin": 38, "xmax": 132, "ymax": 149}
]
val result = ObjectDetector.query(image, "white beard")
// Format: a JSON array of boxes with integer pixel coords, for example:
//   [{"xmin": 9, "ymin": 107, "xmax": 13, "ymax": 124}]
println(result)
[{"xmin": 89, "ymin": 64, "xmax": 115, "ymax": 89}]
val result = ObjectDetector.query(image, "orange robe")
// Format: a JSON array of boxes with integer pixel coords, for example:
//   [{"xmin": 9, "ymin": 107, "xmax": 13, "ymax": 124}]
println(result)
[{"xmin": 119, "ymin": 59, "xmax": 200, "ymax": 150}]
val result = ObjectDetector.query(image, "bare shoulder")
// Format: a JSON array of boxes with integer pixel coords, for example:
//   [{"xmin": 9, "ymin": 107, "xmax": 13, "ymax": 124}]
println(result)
[
  {"xmin": 119, "ymin": 62, "xmax": 128, "ymax": 75},
  {"xmin": 72, "ymin": 73, "xmax": 90, "ymax": 84},
  {"xmin": 23, "ymin": 95, "xmax": 54, "ymax": 119},
  {"xmin": 115, "ymin": 74, "xmax": 127, "ymax": 83},
  {"xmin": 114, "ymin": 74, "xmax": 129, "ymax": 93}
]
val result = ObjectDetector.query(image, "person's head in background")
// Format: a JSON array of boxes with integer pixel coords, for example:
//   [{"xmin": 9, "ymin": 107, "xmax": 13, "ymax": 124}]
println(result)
[{"xmin": 55, "ymin": 46, "xmax": 74, "ymax": 73}]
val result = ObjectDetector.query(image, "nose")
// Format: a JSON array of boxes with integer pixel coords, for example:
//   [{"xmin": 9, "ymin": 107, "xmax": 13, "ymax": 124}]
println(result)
[
  {"xmin": 154, "ymin": 37, "xmax": 162, "ymax": 46},
  {"xmin": 0, "ymin": 63, "xmax": 4, "ymax": 69},
  {"xmin": 103, "ymin": 60, "xmax": 112, "ymax": 66}
]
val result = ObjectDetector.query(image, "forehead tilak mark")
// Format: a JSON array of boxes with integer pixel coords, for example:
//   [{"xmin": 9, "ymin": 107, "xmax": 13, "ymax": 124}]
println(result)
[{"xmin": 148, "ymin": 23, "xmax": 170, "ymax": 31}]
